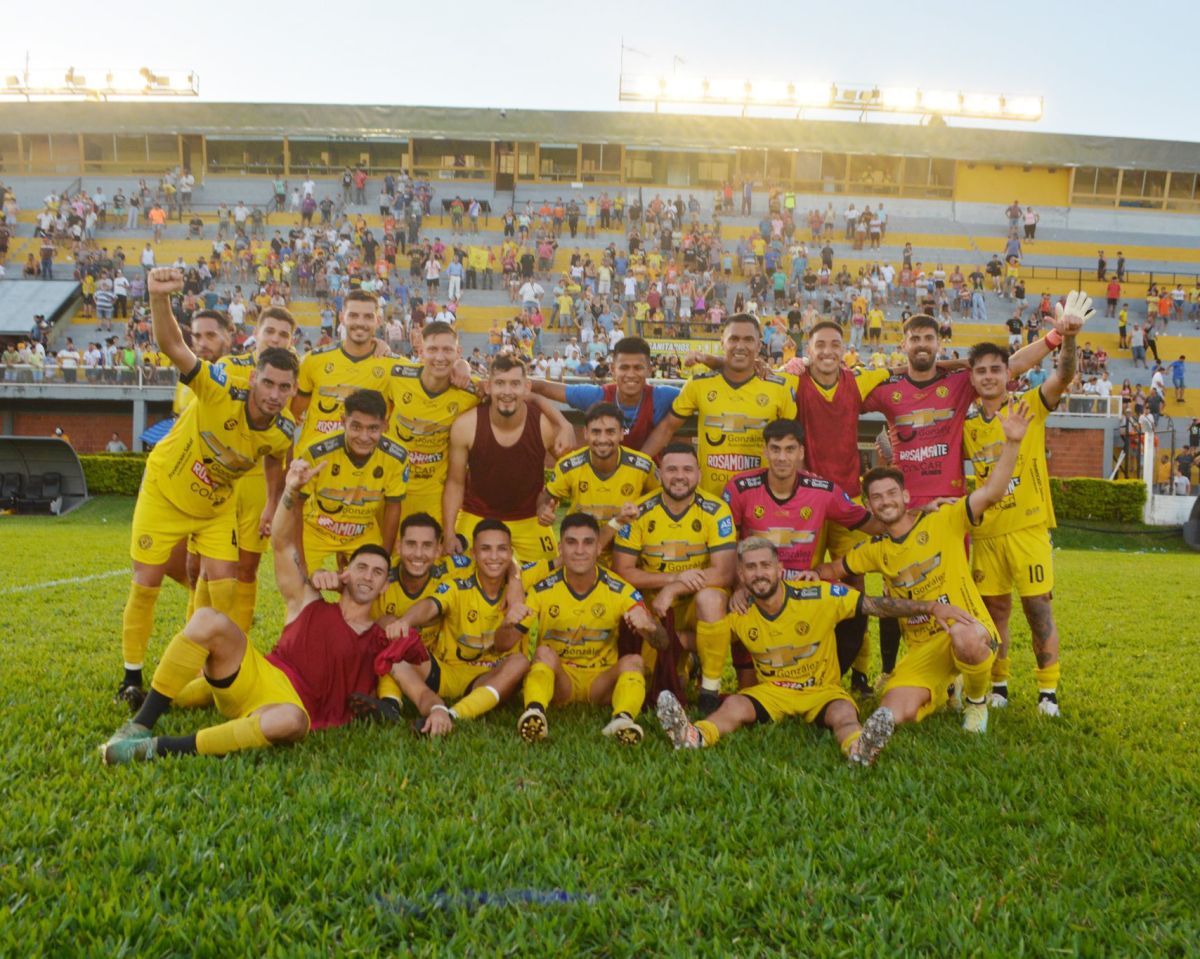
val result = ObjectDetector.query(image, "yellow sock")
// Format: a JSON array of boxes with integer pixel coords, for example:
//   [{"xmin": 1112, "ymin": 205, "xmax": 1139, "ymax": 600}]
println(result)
[
  {"xmin": 184, "ymin": 585, "xmax": 196, "ymax": 622},
  {"xmin": 696, "ymin": 619, "xmax": 730, "ymax": 691},
  {"xmin": 376, "ymin": 674, "xmax": 402, "ymax": 703},
  {"xmin": 230, "ymin": 580, "xmax": 257, "ymax": 634},
  {"xmin": 956, "ymin": 651, "xmax": 995, "ymax": 702},
  {"xmin": 196, "ymin": 714, "xmax": 270, "ymax": 756},
  {"xmin": 453, "ymin": 684, "xmax": 501, "ymax": 720},
  {"xmin": 172, "ymin": 674, "xmax": 214, "ymax": 708},
  {"xmin": 991, "ymin": 654, "xmax": 1011, "ymax": 685},
  {"xmin": 149, "ymin": 632, "xmax": 210, "ymax": 699},
  {"xmin": 611, "ymin": 670, "xmax": 646, "ymax": 719},
  {"xmin": 694, "ymin": 719, "xmax": 719, "ymax": 747},
  {"xmin": 121, "ymin": 582, "xmax": 161, "ymax": 669},
  {"xmin": 205, "ymin": 577, "xmax": 237, "ymax": 617},
  {"xmin": 193, "ymin": 577, "xmax": 211, "ymax": 611},
  {"xmin": 523, "ymin": 662, "xmax": 556, "ymax": 709},
  {"xmin": 1034, "ymin": 661, "xmax": 1061, "ymax": 693},
  {"xmin": 852, "ymin": 633, "xmax": 872, "ymax": 674},
  {"xmin": 840, "ymin": 729, "xmax": 862, "ymax": 757}
]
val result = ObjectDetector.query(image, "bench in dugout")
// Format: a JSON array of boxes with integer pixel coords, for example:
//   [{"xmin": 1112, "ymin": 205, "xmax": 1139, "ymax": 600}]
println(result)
[{"xmin": 2, "ymin": 471, "xmax": 64, "ymax": 514}]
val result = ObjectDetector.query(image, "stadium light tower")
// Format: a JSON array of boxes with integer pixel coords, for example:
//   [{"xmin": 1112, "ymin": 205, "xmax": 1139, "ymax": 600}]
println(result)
[{"xmin": 0, "ymin": 59, "xmax": 199, "ymax": 101}]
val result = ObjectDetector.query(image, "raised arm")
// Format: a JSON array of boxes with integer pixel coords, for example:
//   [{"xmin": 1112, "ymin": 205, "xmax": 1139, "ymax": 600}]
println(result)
[
  {"xmin": 273, "ymin": 458, "xmax": 324, "ymax": 623},
  {"xmin": 146, "ymin": 268, "xmax": 197, "ymax": 372},
  {"xmin": 533, "ymin": 394, "xmax": 577, "ymax": 459},
  {"xmin": 967, "ymin": 400, "xmax": 1032, "ymax": 517},
  {"xmin": 1040, "ymin": 291, "xmax": 1091, "ymax": 407},
  {"xmin": 441, "ymin": 411, "xmax": 473, "ymax": 555},
  {"xmin": 529, "ymin": 378, "xmax": 569, "ymax": 404}
]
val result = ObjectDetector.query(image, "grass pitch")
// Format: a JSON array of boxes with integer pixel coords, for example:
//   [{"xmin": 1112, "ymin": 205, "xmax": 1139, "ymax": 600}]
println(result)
[{"xmin": 2, "ymin": 497, "xmax": 1198, "ymax": 957}]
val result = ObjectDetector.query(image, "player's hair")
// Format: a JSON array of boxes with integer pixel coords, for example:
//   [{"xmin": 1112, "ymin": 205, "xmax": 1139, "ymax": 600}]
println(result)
[
  {"xmin": 400, "ymin": 511, "xmax": 443, "ymax": 541},
  {"xmin": 490, "ymin": 353, "xmax": 527, "ymax": 377},
  {"xmin": 560, "ymin": 511, "xmax": 600, "ymax": 536},
  {"xmin": 902, "ymin": 313, "xmax": 939, "ymax": 336},
  {"xmin": 349, "ymin": 543, "xmax": 390, "ymax": 566},
  {"xmin": 192, "ymin": 309, "xmax": 233, "ymax": 334},
  {"xmin": 737, "ymin": 536, "xmax": 779, "ymax": 560},
  {"xmin": 661, "ymin": 441, "xmax": 698, "ymax": 460},
  {"xmin": 763, "ymin": 418, "xmax": 805, "ymax": 446},
  {"xmin": 809, "ymin": 319, "xmax": 843, "ymax": 339},
  {"xmin": 258, "ymin": 306, "xmax": 296, "ymax": 330},
  {"xmin": 584, "ymin": 402, "xmax": 624, "ymax": 427},
  {"xmin": 422, "ymin": 320, "xmax": 457, "ymax": 341},
  {"xmin": 343, "ymin": 388, "xmax": 388, "ymax": 421},
  {"xmin": 723, "ymin": 312, "xmax": 761, "ymax": 336},
  {"xmin": 345, "ymin": 289, "xmax": 379, "ymax": 307},
  {"xmin": 862, "ymin": 465, "xmax": 906, "ymax": 495},
  {"xmin": 256, "ymin": 346, "xmax": 299, "ymax": 377},
  {"xmin": 472, "ymin": 517, "xmax": 512, "ymax": 544},
  {"xmin": 968, "ymin": 342, "xmax": 1008, "ymax": 366},
  {"xmin": 612, "ymin": 336, "xmax": 651, "ymax": 359}
]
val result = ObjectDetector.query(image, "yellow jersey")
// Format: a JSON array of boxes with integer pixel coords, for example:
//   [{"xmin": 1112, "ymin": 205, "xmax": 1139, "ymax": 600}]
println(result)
[
  {"xmin": 728, "ymin": 581, "xmax": 861, "ymax": 686},
  {"xmin": 147, "ymin": 359, "xmax": 295, "ymax": 517},
  {"xmin": 299, "ymin": 433, "xmax": 410, "ymax": 551},
  {"xmin": 373, "ymin": 555, "xmax": 470, "ymax": 647},
  {"xmin": 431, "ymin": 575, "xmax": 526, "ymax": 666},
  {"xmin": 962, "ymin": 387, "xmax": 1056, "ymax": 539},
  {"xmin": 385, "ymin": 363, "xmax": 479, "ymax": 498},
  {"xmin": 171, "ymin": 381, "xmax": 194, "ymax": 416},
  {"xmin": 544, "ymin": 446, "xmax": 659, "ymax": 522},
  {"xmin": 519, "ymin": 566, "xmax": 643, "ymax": 671},
  {"xmin": 295, "ymin": 342, "xmax": 399, "ymax": 450},
  {"xmin": 670, "ymin": 370, "xmax": 797, "ymax": 494},
  {"xmin": 215, "ymin": 351, "xmax": 263, "ymax": 478},
  {"xmin": 614, "ymin": 489, "xmax": 737, "ymax": 575},
  {"xmin": 843, "ymin": 498, "xmax": 996, "ymax": 646}
]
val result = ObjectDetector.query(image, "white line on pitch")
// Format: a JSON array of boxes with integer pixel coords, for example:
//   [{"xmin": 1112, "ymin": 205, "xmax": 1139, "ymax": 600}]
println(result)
[{"xmin": 0, "ymin": 569, "xmax": 127, "ymax": 595}]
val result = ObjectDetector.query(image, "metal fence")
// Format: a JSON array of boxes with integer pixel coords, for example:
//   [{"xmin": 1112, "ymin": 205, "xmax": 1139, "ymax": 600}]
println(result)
[{"xmin": 0, "ymin": 363, "xmax": 179, "ymax": 388}]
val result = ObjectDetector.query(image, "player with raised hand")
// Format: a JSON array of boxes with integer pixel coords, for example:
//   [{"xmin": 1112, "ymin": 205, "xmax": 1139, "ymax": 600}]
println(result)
[
  {"xmin": 963, "ymin": 290, "xmax": 1092, "ymax": 716},
  {"xmin": 115, "ymin": 267, "xmax": 297, "ymax": 710},
  {"xmin": 100, "ymin": 457, "xmax": 428, "ymax": 763},
  {"xmin": 516, "ymin": 513, "xmax": 666, "ymax": 745}
]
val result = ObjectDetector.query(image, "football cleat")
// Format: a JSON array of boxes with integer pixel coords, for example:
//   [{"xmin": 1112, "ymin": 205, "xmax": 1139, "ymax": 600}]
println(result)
[
  {"xmin": 852, "ymin": 707, "xmax": 895, "ymax": 766},
  {"xmin": 961, "ymin": 698, "xmax": 989, "ymax": 734},
  {"xmin": 697, "ymin": 688, "xmax": 721, "ymax": 715},
  {"xmin": 656, "ymin": 690, "xmax": 702, "ymax": 749},
  {"xmin": 601, "ymin": 713, "xmax": 644, "ymax": 745},
  {"xmin": 1037, "ymin": 696, "xmax": 1061, "ymax": 718},
  {"xmin": 988, "ymin": 684, "xmax": 1009, "ymax": 709},
  {"xmin": 850, "ymin": 670, "xmax": 872, "ymax": 697},
  {"xmin": 114, "ymin": 682, "xmax": 146, "ymax": 713},
  {"xmin": 99, "ymin": 723, "xmax": 155, "ymax": 765},
  {"xmin": 348, "ymin": 693, "xmax": 403, "ymax": 723},
  {"xmin": 946, "ymin": 675, "xmax": 964, "ymax": 712},
  {"xmin": 517, "ymin": 706, "xmax": 548, "ymax": 743}
]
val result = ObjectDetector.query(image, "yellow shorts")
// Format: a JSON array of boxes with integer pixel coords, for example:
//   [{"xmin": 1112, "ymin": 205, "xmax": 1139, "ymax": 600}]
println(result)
[
  {"xmin": 824, "ymin": 494, "xmax": 870, "ymax": 561},
  {"xmin": 131, "ymin": 482, "xmax": 238, "ymax": 566},
  {"xmin": 561, "ymin": 661, "xmax": 613, "ymax": 704},
  {"xmin": 428, "ymin": 654, "xmax": 501, "ymax": 700},
  {"xmin": 972, "ymin": 526, "xmax": 1055, "ymax": 598},
  {"xmin": 882, "ymin": 634, "xmax": 956, "ymax": 722},
  {"xmin": 302, "ymin": 528, "xmax": 368, "ymax": 573},
  {"xmin": 456, "ymin": 510, "xmax": 558, "ymax": 563},
  {"xmin": 235, "ymin": 475, "xmax": 269, "ymax": 554},
  {"xmin": 741, "ymin": 681, "xmax": 854, "ymax": 723},
  {"xmin": 401, "ymin": 485, "xmax": 444, "ymax": 527},
  {"xmin": 211, "ymin": 644, "xmax": 309, "ymax": 722}
]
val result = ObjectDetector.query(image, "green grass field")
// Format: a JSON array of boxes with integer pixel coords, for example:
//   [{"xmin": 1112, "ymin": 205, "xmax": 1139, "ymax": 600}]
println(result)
[{"xmin": 2, "ymin": 497, "xmax": 1198, "ymax": 957}]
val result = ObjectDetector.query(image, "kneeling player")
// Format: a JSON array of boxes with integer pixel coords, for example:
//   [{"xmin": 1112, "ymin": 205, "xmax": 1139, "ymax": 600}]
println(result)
[
  {"xmin": 100, "ymin": 458, "xmax": 426, "ymax": 763},
  {"xmin": 516, "ymin": 513, "xmax": 666, "ymax": 745}
]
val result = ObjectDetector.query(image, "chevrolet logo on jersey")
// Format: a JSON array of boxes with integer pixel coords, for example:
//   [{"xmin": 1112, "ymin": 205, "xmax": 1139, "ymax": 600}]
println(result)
[
  {"xmin": 972, "ymin": 441, "xmax": 1004, "ymax": 468},
  {"xmin": 198, "ymin": 431, "xmax": 256, "ymax": 475},
  {"xmin": 393, "ymin": 414, "xmax": 451, "ymax": 438},
  {"xmin": 644, "ymin": 540, "xmax": 709, "ymax": 563},
  {"xmin": 453, "ymin": 631, "xmax": 497, "ymax": 662},
  {"xmin": 315, "ymin": 384, "xmax": 364, "ymax": 414},
  {"xmin": 702, "ymin": 413, "xmax": 769, "ymax": 433},
  {"xmin": 543, "ymin": 626, "xmax": 612, "ymax": 648},
  {"xmin": 892, "ymin": 554, "xmax": 943, "ymax": 590},
  {"xmin": 760, "ymin": 528, "xmax": 817, "ymax": 547},
  {"xmin": 754, "ymin": 642, "xmax": 822, "ymax": 670},
  {"xmin": 893, "ymin": 408, "xmax": 956, "ymax": 430},
  {"xmin": 315, "ymin": 485, "xmax": 385, "ymax": 509}
]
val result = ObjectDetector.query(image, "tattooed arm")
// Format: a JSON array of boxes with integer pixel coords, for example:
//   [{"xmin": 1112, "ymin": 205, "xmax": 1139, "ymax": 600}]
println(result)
[
  {"xmin": 861, "ymin": 595, "xmax": 982, "ymax": 633},
  {"xmin": 274, "ymin": 457, "xmax": 325, "ymax": 624}
]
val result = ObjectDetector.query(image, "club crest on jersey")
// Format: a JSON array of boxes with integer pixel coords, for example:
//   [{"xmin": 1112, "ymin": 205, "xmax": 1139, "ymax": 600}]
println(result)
[
  {"xmin": 936, "ymin": 385, "xmax": 949, "ymax": 398},
  {"xmin": 222, "ymin": 418, "xmax": 237, "ymax": 431},
  {"xmin": 621, "ymin": 483, "xmax": 634, "ymax": 496},
  {"xmin": 138, "ymin": 534, "xmax": 152, "ymax": 550},
  {"xmin": 580, "ymin": 481, "xmax": 590, "ymax": 493},
  {"xmin": 548, "ymin": 605, "xmax": 560, "ymax": 617},
  {"xmin": 794, "ymin": 621, "xmax": 810, "ymax": 635},
  {"xmin": 891, "ymin": 390, "xmax": 903, "ymax": 403},
  {"xmin": 592, "ymin": 603, "xmax": 606, "ymax": 619},
  {"xmin": 755, "ymin": 393, "xmax": 769, "ymax": 407},
  {"xmin": 753, "ymin": 505, "xmax": 765, "ymax": 518},
  {"xmin": 692, "ymin": 519, "xmax": 702, "ymax": 532},
  {"xmin": 916, "ymin": 531, "xmax": 929, "ymax": 545},
  {"xmin": 467, "ymin": 610, "xmax": 478, "ymax": 623},
  {"xmin": 799, "ymin": 506, "xmax": 812, "ymax": 520},
  {"xmin": 707, "ymin": 390, "xmax": 718, "ymax": 401},
  {"xmin": 325, "ymin": 362, "xmax": 335, "ymax": 374},
  {"xmin": 373, "ymin": 367, "xmax": 384, "ymax": 378}
]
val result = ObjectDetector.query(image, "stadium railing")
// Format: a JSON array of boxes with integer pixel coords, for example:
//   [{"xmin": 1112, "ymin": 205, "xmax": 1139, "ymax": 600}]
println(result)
[{"xmin": 0, "ymin": 364, "xmax": 179, "ymax": 388}]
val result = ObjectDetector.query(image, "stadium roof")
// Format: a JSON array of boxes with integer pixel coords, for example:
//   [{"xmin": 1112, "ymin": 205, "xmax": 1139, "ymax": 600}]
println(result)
[
  {"xmin": 3, "ymin": 102, "xmax": 1200, "ymax": 173},
  {"xmin": 0, "ymin": 281, "xmax": 80, "ymax": 336}
]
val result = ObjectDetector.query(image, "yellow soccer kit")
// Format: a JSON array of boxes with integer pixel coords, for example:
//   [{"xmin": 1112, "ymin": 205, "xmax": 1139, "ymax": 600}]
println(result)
[
  {"xmin": 373, "ymin": 555, "xmax": 471, "ymax": 647},
  {"xmin": 428, "ymin": 575, "xmax": 526, "ymax": 699},
  {"xmin": 544, "ymin": 446, "xmax": 659, "ymax": 523},
  {"xmin": 218, "ymin": 351, "xmax": 271, "ymax": 553},
  {"xmin": 299, "ymin": 433, "xmax": 409, "ymax": 570},
  {"xmin": 519, "ymin": 567, "xmax": 643, "ymax": 701},
  {"xmin": 670, "ymin": 370, "xmax": 797, "ymax": 495},
  {"xmin": 727, "ymin": 581, "xmax": 860, "ymax": 722},
  {"xmin": 963, "ymin": 386, "xmax": 1057, "ymax": 597},
  {"xmin": 131, "ymin": 359, "xmax": 295, "ymax": 565},
  {"xmin": 386, "ymin": 363, "xmax": 479, "ymax": 523},
  {"xmin": 295, "ymin": 343, "xmax": 398, "ymax": 450}
]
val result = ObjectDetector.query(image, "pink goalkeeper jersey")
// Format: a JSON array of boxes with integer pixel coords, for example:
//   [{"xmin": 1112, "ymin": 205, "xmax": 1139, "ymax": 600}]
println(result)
[
  {"xmin": 723, "ymin": 469, "xmax": 869, "ymax": 577},
  {"xmin": 862, "ymin": 368, "xmax": 976, "ymax": 507}
]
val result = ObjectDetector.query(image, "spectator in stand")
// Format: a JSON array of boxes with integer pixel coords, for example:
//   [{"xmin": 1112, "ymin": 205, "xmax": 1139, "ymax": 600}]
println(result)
[
  {"xmin": 57, "ymin": 339, "xmax": 81, "ymax": 383},
  {"xmin": 1023, "ymin": 206, "xmax": 1039, "ymax": 241},
  {"xmin": 1096, "ymin": 250, "xmax": 1107, "ymax": 281},
  {"xmin": 1129, "ymin": 325, "xmax": 1147, "ymax": 368},
  {"xmin": 106, "ymin": 432, "xmax": 128, "ymax": 453},
  {"xmin": 1105, "ymin": 277, "xmax": 1121, "ymax": 317},
  {"xmin": 1170, "ymin": 355, "xmax": 1186, "ymax": 403}
]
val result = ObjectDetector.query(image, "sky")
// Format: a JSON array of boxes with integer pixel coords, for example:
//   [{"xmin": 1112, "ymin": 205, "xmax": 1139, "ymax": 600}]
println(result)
[{"xmin": 6, "ymin": 0, "xmax": 1199, "ymax": 143}]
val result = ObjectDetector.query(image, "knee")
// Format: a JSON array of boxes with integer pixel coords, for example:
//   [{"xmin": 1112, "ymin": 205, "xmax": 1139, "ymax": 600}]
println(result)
[
  {"xmin": 507, "ymin": 655, "xmax": 532, "ymax": 678},
  {"xmin": 533, "ymin": 645, "xmax": 559, "ymax": 668},
  {"xmin": 824, "ymin": 699, "xmax": 857, "ymax": 729},
  {"xmin": 618, "ymin": 653, "xmax": 644, "ymax": 673},
  {"xmin": 184, "ymin": 606, "xmax": 235, "ymax": 644},
  {"xmin": 952, "ymin": 625, "xmax": 993, "ymax": 664},
  {"xmin": 695, "ymin": 588, "xmax": 728, "ymax": 620},
  {"xmin": 272, "ymin": 706, "xmax": 310, "ymax": 743}
]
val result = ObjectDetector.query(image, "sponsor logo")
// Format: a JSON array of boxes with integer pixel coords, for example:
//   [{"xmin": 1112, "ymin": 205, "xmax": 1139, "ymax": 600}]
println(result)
[
  {"xmin": 701, "ymin": 413, "xmax": 769, "ymax": 433},
  {"xmin": 706, "ymin": 453, "xmax": 760, "ymax": 472},
  {"xmin": 754, "ymin": 643, "xmax": 821, "ymax": 670},
  {"xmin": 191, "ymin": 460, "xmax": 214, "ymax": 487},
  {"xmin": 315, "ymin": 515, "xmax": 369, "ymax": 539},
  {"xmin": 897, "ymin": 443, "xmax": 950, "ymax": 464},
  {"xmin": 893, "ymin": 553, "xmax": 942, "ymax": 589},
  {"xmin": 894, "ymin": 408, "xmax": 956, "ymax": 430}
]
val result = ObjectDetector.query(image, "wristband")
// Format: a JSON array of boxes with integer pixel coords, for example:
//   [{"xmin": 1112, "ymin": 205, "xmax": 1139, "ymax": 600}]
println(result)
[
  {"xmin": 1044, "ymin": 330, "xmax": 1063, "ymax": 349},
  {"xmin": 607, "ymin": 518, "xmax": 623, "ymax": 531},
  {"xmin": 430, "ymin": 704, "xmax": 452, "ymax": 717}
]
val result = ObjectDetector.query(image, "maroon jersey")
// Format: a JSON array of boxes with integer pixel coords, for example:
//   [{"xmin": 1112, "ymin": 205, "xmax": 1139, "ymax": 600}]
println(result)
[
  {"xmin": 862, "ymin": 368, "xmax": 976, "ymax": 507},
  {"xmin": 602, "ymin": 382, "xmax": 656, "ymax": 450},
  {"xmin": 267, "ymin": 598, "xmax": 427, "ymax": 730},
  {"xmin": 462, "ymin": 401, "xmax": 547, "ymax": 520},
  {"xmin": 794, "ymin": 367, "xmax": 873, "ymax": 496},
  {"xmin": 723, "ymin": 468, "xmax": 869, "ymax": 577}
]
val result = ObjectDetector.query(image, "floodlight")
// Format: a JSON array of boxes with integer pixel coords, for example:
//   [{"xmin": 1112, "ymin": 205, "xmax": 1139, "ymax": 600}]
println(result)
[
  {"xmin": 881, "ymin": 87, "xmax": 918, "ymax": 110},
  {"xmin": 1003, "ymin": 96, "xmax": 1043, "ymax": 119},
  {"xmin": 962, "ymin": 93, "xmax": 1002, "ymax": 115},
  {"xmin": 920, "ymin": 90, "xmax": 960, "ymax": 114}
]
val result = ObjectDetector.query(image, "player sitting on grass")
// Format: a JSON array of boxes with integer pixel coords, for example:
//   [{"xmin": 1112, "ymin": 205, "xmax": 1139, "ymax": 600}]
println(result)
[
  {"xmin": 656, "ymin": 537, "xmax": 973, "ymax": 762},
  {"xmin": 100, "ymin": 458, "xmax": 428, "ymax": 764},
  {"xmin": 515, "ymin": 512, "xmax": 667, "ymax": 745}
]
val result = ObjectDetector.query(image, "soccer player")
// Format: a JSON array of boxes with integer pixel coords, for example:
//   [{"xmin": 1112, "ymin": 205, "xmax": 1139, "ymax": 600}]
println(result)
[
  {"xmin": 963, "ymin": 294, "xmax": 1086, "ymax": 716},
  {"xmin": 538, "ymin": 402, "xmax": 659, "ymax": 556},
  {"xmin": 612, "ymin": 443, "xmax": 737, "ymax": 711},
  {"xmin": 516, "ymin": 513, "xmax": 666, "ymax": 745},
  {"xmin": 642, "ymin": 314, "xmax": 797, "ymax": 496},
  {"xmin": 100, "ymin": 458, "xmax": 428, "ymax": 763},
  {"xmin": 443, "ymin": 354, "xmax": 574, "ymax": 563},
  {"xmin": 529, "ymin": 336, "xmax": 681, "ymax": 450},
  {"xmin": 656, "ymin": 537, "xmax": 967, "ymax": 760},
  {"xmin": 295, "ymin": 388, "xmax": 410, "ymax": 573},
  {"xmin": 116, "ymin": 268, "xmax": 297, "ymax": 709},
  {"xmin": 815, "ymin": 402, "xmax": 1032, "ymax": 734},
  {"xmin": 384, "ymin": 519, "xmax": 532, "ymax": 735}
]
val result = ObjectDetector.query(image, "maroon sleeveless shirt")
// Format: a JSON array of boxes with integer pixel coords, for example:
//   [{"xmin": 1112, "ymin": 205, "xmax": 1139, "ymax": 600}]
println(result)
[
  {"xmin": 795, "ymin": 367, "xmax": 867, "ymax": 496},
  {"xmin": 462, "ymin": 401, "xmax": 547, "ymax": 520},
  {"xmin": 602, "ymin": 382, "xmax": 657, "ymax": 451}
]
